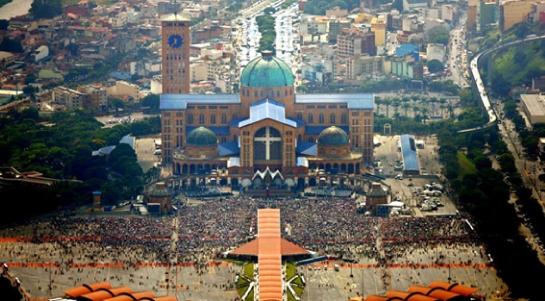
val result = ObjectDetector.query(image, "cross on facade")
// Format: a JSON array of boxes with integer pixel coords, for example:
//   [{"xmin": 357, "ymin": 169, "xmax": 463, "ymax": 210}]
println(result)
[{"xmin": 254, "ymin": 127, "xmax": 281, "ymax": 160}]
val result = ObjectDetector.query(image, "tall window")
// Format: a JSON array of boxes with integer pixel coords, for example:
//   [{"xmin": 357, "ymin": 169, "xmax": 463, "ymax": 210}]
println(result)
[
  {"xmin": 254, "ymin": 127, "xmax": 282, "ymax": 161},
  {"xmin": 341, "ymin": 113, "xmax": 348, "ymax": 124},
  {"xmin": 221, "ymin": 113, "xmax": 227, "ymax": 124},
  {"xmin": 330, "ymin": 113, "xmax": 336, "ymax": 124},
  {"xmin": 187, "ymin": 114, "xmax": 193, "ymax": 124},
  {"xmin": 296, "ymin": 112, "xmax": 303, "ymax": 120},
  {"xmin": 210, "ymin": 114, "xmax": 216, "ymax": 124},
  {"xmin": 199, "ymin": 114, "xmax": 205, "ymax": 124},
  {"xmin": 319, "ymin": 113, "xmax": 324, "ymax": 124},
  {"xmin": 308, "ymin": 113, "xmax": 313, "ymax": 124}
]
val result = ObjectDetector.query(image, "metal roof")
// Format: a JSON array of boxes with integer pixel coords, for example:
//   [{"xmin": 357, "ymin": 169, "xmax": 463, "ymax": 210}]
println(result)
[
  {"xmin": 161, "ymin": 94, "xmax": 374, "ymax": 110},
  {"xmin": 238, "ymin": 98, "xmax": 297, "ymax": 128},
  {"xmin": 295, "ymin": 94, "xmax": 374, "ymax": 109},
  {"xmin": 160, "ymin": 94, "xmax": 240, "ymax": 110},
  {"xmin": 296, "ymin": 141, "xmax": 317, "ymax": 156},
  {"xmin": 305, "ymin": 125, "xmax": 349, "ymax": 135},
  {"xmin": 218, "ymin": 141, "xmax": 240, "ymax": 157},
  {"xmin": 400, "ymin": 134, "xmax": 420, "ymax": 172}
]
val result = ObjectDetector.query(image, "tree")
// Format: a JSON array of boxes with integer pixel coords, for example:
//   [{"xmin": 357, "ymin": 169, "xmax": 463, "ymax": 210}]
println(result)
[
  {"xmin": 141, "ymin": 94, "xmax": 160, "ymax": 112},
  {"xmin": 513, "ymin": 49, "xmax": 528, "ymax": 68},
  {"xmin": 30, "ymin": 0, "xmax": 63, "ymax": 19},
  {"xmin": 427, "ymin": 60, "xmax": 444, "ymax": 73},
  {"xmin": 427, "ymin": 26, "xmax": 449, "ymax": 45},
  {"xmin": 514, "ymin": 23, "xmax": 529, "ymax": 39}
]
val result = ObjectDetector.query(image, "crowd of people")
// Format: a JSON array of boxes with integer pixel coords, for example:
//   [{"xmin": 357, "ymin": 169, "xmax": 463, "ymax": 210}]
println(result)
[{"xmin": 0, "ymin": 196, "xmax": 477, "ymax": 266}]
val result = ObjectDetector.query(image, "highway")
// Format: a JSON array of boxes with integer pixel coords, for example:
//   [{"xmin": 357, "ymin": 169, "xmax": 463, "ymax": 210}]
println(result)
[{"xmin": 457, "ymin": 34, "xmax": 545, "ymax": 133}]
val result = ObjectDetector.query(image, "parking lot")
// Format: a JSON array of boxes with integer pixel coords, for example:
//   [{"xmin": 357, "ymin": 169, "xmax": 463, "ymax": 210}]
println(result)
[
  {"xmin": 374, "ymin": 135, "xmax": 442, "ymax": 177},
  {"xmin": 385, "ymin": 177, "xmax": 457, "ymax": 217}
]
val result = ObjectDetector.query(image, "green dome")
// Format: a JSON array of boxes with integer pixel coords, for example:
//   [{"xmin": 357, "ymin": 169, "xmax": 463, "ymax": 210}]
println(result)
[
  {"xmin": 187, "ymin": 127, "xmax": 217, "ymax": 146},
  {"xmin": 240, "ymin": 51, "xmax": 295, "ymax": 88},
  {"xmin": 318, "ymin": 126, "xmax": 349, "ymax": 146}
]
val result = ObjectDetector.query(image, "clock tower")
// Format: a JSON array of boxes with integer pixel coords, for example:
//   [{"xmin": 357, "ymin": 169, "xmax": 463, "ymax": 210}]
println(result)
[{"xmin": 161, "ymin": 13, "xmax": 190, "ymax": 94}]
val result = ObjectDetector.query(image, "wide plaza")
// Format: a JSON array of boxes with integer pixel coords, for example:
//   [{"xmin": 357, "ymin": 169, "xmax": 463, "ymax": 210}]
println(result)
[{"xmin": 0, "ymin": 197, "xmax": 506, "ymax": 300}]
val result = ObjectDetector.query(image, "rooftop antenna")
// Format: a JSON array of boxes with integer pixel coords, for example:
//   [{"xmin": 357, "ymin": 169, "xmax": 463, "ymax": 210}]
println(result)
[{"xmin": 172, "ymin": 0, "xmax": 177, "ymax": 19}]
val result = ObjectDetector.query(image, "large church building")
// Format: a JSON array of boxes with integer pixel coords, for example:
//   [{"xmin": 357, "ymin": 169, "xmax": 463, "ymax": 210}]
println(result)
[{"xmin": 160, "ymin": 15, "xmax": 374, "ymax": 183}]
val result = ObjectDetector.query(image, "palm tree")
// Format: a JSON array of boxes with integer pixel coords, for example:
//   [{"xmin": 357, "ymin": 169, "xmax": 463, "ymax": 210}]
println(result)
[
  {"xmin": 393, "ymin": 99, "xmax": 401, "ymax": 116},
  {"xmin": 375, "ymin": 98, "xmax": 383, "ymax": 115},
  {"xmin": 439, "ymin": 98, "xmax": 447, "ymax": 118},
  {"xmin": 383, "ymin": 99, "xmax": 391, "ymax": 117},
  {"xmin": 402, "ymin": 102, "xmax": 410, "ymax": 117}
]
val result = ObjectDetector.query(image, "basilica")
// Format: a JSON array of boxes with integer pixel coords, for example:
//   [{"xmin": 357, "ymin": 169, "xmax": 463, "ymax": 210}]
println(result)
[{"xmin": 159, "ymin": 15, "xmax": 374, "ymax": 186}]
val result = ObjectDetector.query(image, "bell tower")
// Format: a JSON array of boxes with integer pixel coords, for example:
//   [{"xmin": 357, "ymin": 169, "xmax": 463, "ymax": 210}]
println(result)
[{"xmin": 161, "ymin": 9, "xmax": 190, "ymax": 94}]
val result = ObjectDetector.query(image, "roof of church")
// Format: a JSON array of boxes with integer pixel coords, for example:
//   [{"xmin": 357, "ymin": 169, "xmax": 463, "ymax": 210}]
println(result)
[
  {"xmin": 187, "ymin": 126, "xmax": 217, "ymax": 146},
  {"xmin": 238, "ymin": 98, "xmax": 298, "ymax": 128},
  {"xmin": 159, "ymin": 93, "xmax": 374, "ymax": 110},
  {"xmin": 160, "ymin": 94, "xmax": 240, "ymax": 110},
  {"xmin": 240, "ymin": 52, "xmax": 295, "ymax": 88},
  {"xmin": 218, "ymin": 141, "xmax": 240, "ymax": 156},
  {"xmin": 318, "ymin": 126, "xmax": 349, "ymax": 146},
  {"xmin": 296, "ymin": 94, "xmax": 374, "ymax": 109},
  {"xmin": 296, "ymin": 141, "xmax": 317, "ymax": 156}
]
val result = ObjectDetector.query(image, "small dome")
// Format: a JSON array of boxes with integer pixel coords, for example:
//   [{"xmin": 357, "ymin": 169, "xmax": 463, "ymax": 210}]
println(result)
[
  {"xmin": 187, "ymin": 127, "xmax": 217, "ymax": 146},
  {"xmin": 318, "ymin": 126, "xmax": 349, "ymax": 146},
  {"xmin": 240, "ymin": 51, "xmax": 295, "ymax": 88}
]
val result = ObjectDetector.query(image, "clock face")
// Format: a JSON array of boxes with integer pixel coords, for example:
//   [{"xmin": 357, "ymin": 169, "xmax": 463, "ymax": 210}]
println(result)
[{"xmin": 167, "ymin": 34, "xmax": 183, "ymax": 49}]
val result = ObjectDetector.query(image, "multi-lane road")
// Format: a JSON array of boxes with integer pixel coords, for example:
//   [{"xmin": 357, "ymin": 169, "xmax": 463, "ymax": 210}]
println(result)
[
  {"xmin": 232, "ymin": 0, "xmax": 301, "ymax": 81},
  {"xmin": 459, "ymin": 34, "xmax": 545, "ymax": 133}
]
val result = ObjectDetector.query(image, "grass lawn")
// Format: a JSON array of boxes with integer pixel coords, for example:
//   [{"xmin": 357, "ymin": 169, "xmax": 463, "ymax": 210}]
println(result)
[
  {"xmin": 457, "ymin": 152, "xmax": 477, "ymax": 177},
  {"xmin": 287, "ymin": 289, "xmax": 297, "ymax": 301},
  {"xmin": 244, "ymin": 287, "xmax": 254, "ymax": 301},
  {"xmin": 236, "ymin": 262, "xmax": 254, "ymax": 299},
  {"xmin": 292, "ymin": 276, "xmax": 304, "ymax": 287},
  {"xmin": 286, "ymin": 262, "xmax": 297, "ymax": 280},
  {"xmin": 243, "ymin": 262, "xmax": 254, "ymax": 279}
]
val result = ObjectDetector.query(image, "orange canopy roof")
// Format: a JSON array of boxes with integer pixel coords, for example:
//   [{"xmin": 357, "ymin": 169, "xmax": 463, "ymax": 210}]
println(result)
[
  {"xmin": 103, "ymin": 291, "xmax": 155, "ymax": 301},
  {"xmin": 65, "ymin": 282, "xmax": 112, "ymax": 298},
  {"xmin": 408, "ymin": 286, "xmax": 461, "ymax": 301},
  {"xmin": 231, "ymin": 238, "xmax": 309, "ymax": 256},
  {"xmin": 78, "ymin": 287, "xmax": 132, "ymax": 301},
  {"xmin": 386, "ymin": 291, "xmax": 440, "ymax": 301},
  {"xmin": 428, "ymin": 282, "xmax": 478, "ymax": 297}
]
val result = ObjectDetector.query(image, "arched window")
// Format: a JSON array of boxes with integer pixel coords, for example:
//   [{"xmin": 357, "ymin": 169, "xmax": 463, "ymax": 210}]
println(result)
[
  {"xmin": 308, "ymin": 113, "xmax": 313, "ymax": 124},
  {"xmin": 199, "ymin": 114, "xmax": 205, "ymax": 124},
  {"xmin": 296, "ymin": 112, "xmax": 303, "ymax": 121},
  {"xmin": 187, "ymin": 114, "xmax": 193, "ymax": 124},
  {"xmin": 341, "ymin": 113, "xmax": 348, "ymax": 124},
  {"xmin": 330, "ymin": 113, "xmax": 336, "ymax": 124},
  {"xmin": 210, "ymin": 114, "xmax": 216, "ymax": 124},
  {"xmin": 221, "ymin": 113, "xmax": 227, "ymax": 124},
  {"xmin": 319, "ymin": 113, "xmax": 324, "ymax": 124}
]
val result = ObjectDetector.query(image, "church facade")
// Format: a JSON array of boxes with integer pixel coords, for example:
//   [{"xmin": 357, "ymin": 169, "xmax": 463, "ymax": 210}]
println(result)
[{"xmin": 160, "ymin": 16, "xmax": 374, "ymax": 182}]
